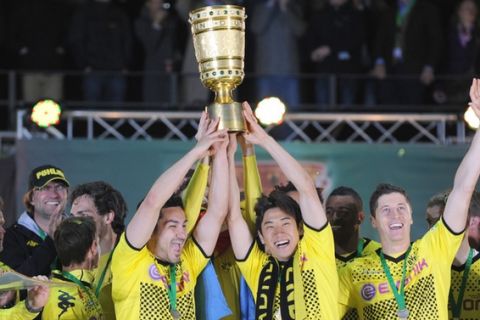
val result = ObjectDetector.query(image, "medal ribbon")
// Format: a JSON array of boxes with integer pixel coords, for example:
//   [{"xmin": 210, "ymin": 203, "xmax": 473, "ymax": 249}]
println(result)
[
  {"xmin": 154, "ymin": 261, "xmax": 178, "ymax": 316},
  {"xmin": 168, "ymin": 264, "xmax": 177, "ymax": 314},
  {"xmin": 61, "ymin": 271, "xmax": 96, "ymax": 308},
  {"xmin": 94, "ymin": 249, "xmax": 115, "ymax": 297},
  {"xmin": 356, "ymin": 238, "xmax": 365, "ymax": 258},
  {"xmin": 379, "ymin": 245, "xmax": 412, "ymax": 317},
  {"xmin": 449, "ymin": 248, "xmax": 474, "ymax": 319}
]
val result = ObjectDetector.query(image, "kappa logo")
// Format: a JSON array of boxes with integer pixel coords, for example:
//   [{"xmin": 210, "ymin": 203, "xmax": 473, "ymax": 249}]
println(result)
[{"xmin": 360, "ymin": 284, "xmax": 376, "ymax": 301}]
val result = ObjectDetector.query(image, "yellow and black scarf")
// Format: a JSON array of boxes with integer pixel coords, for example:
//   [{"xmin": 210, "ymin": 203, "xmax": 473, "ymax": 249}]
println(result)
[{"xmin": 255, "ymin": 257, "xmax": 295, "ymax": 319}]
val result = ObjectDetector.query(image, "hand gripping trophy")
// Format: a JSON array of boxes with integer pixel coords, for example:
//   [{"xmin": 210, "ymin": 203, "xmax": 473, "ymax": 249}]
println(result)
[{"xmin": 189, "ymin": 5, "xmax": 247, "ymax": 132}]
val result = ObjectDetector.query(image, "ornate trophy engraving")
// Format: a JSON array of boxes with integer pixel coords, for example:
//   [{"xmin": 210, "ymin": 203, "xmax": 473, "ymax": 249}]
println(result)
[{"xmin": 189, "ymin": 5, "xmax": 246, "ymax": 131}]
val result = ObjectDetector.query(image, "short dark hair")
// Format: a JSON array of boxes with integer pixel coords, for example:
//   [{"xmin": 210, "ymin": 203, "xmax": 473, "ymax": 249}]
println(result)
[
  {"xmin": 274, "ymin": 181, "xmax": 324, "ymax": 203},
  {"xmin": 70, "ymin": 181, "xmax": 127, "ymax": 234},
  {"xmin": 426, "ymin": 190, "xmax": 449, "ymax": 213},
  {"xmin": 54, "ymin": 216, "xmax": 96, "ymax": 267},
  {"xmin": 328, "ymin": 186, "xmax": 363, "ymax": 212},
  {"xmin": 136, "ymin": 194, "xmax": 184, "ymax": 221},
  {"xmin": 0, "ymin": 196, "xmax": 3, "ymax": 211},
  {"xmin": 255, "ymin": 190, "xmax": 302, "ymax": 234},
  {"xmin": 369, "ymin": 183, "xmax": 410, "ymax": 216}
]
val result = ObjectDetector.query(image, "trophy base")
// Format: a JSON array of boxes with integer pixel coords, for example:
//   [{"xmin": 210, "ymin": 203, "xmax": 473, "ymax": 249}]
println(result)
[{"xmin": 207, "ymin": 102, "xmax": 246, "ymax": 132}]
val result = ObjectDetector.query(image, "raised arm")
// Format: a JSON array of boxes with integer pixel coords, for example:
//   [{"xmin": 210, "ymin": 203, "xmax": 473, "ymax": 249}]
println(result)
[
  {"xmin": 239, "ymin": 135, "xmax": 263, "ymax": 233},
  {"xmin": 193, "ymin": 135, "xmax": 229, "ymax": 256},
  {"xmin": 242, "ymin": 102, "xmax": 326, "ymax": 229},
  {"xmin": 227, "ymin": 134, "xmax": 254, "ymax": 260},
  {"xmin": 126, "ymin": 118, "xmax": 227, "ymax": 248},
  {"xmin": 183, "ymin": 112, "xmax": 211, "ymax": 234},
  {"xmin": 443, "ymin": 79, "xmax": 480, "ymax": 233}
]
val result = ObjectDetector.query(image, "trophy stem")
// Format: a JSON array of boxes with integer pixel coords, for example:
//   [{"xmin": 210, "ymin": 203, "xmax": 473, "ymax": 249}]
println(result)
[{"xmin": 214, "ymin": 83, "xmax": 235, "ymax": 104}]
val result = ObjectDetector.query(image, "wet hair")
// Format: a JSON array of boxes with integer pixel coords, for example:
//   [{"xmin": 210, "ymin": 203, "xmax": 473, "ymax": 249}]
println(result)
[
  {"xmin": 274, "ymin": 181, "xmax": 324, "ymax": 203},
  {"xmin": 255, "ymin": 190, "xmax": 302, "ymax": 234},
  {"xmin": 54, "ymin": 216, "xmax": 96, "ymax": 267},
  {"xmin": 70, "ymin": 181, "xmax": 128, "ymax": 234},
  {"xmin": 369, "ymin": 183, "xmax": 410, "ymax": 216},
  {"xmin": 327, "ymin": 186, "xmax": 363, "ymax": 212}
]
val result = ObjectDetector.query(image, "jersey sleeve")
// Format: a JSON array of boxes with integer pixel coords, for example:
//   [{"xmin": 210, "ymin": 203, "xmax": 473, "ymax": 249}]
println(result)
[
  {"xmin": 181, "ymin": 236, "xmax": 211, "ymax": 281},
  {"xmin": 421, "ymin": 216, "xmax": 464, "ymax": 262},
  {"xmin": 236, "ymin": 241, "xmax": 268, "ymax": 301},
  {"xmin": 183, "ymin": 162, "xmax": 209, "ymax": 234},
  {"xmin": 302, "ymin": 222, "xmax": 335, "ymax": 266},
  {"xmin": 111, "ymin": 232, "xmax": 151, "ymax": 301},
  {"xmin": 243, "ymin": 155, "xmax": 262, "ymax": 233}
]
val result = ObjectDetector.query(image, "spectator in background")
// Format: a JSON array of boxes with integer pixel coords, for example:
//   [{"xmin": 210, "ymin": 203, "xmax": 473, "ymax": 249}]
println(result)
[
  {"xmin": 250, "ymin": 0, "xmax": 306, "ymax": 111},
  {"xmin": 371, "ymin": 0, "xmax": 442, "ymax": 107},
  {"xmin": 0, "ymin": 198, "xmax": 51, "ymax": 319},
  {"xmin": 135, "ymin": 0, "xmax": 187, "ymax": 108},
  {"xmin": 0, "ymin": 165, "xmax": 68, "ymax": 277},
  {"xmin": 434, "ymin": 0, "xmax": 480, "ymax": 106},
  {"xmin": 307, "ymin": 0, "xmax": 366, "ymax": 109},
  {"xmin": 69, "ymin": 0, "xmax": 133, "ymax": 103},
  {"xmin": 9, "ymin": 0, "xmax": 71, "ymax": 103}
]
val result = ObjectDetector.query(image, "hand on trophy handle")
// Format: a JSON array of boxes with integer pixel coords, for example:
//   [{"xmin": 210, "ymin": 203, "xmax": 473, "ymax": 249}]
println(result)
[{"xmin": 242, "ymin": 102, "xmax": 270, "ymax": 146}]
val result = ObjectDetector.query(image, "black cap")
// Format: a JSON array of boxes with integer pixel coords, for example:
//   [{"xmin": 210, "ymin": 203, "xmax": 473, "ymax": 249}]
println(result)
[{"xmin": 29, "ymin": 164, "xmax": 70, "ymax": 189}]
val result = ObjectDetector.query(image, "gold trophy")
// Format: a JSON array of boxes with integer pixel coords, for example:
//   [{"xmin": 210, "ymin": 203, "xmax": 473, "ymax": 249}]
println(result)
[{"xmin": 189, "ymin": 5, "xmax": 246, "ymax": 131}]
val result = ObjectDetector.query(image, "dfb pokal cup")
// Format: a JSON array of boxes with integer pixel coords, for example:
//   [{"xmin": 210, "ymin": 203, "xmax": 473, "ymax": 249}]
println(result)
[{"xmin": 189, "ymin": 5, "xmax": 246, "ymax": 131}]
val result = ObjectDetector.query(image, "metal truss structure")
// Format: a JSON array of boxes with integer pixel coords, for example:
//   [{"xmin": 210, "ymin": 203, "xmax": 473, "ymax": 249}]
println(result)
[{"xmin": 16, "ymin": 110, "xmax": 467, "ymax": 144}]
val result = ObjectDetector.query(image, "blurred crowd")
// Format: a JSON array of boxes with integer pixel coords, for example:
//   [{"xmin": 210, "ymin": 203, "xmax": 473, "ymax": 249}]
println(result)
[{"xmin": 0, "ymin": 0, "xmax": 478, "ymax": 112}]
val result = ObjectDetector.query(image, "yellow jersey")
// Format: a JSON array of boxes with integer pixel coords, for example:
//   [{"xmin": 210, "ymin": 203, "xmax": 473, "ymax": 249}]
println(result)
[
  {"xmin": 339, "ymin": 218, "xmax": 463, "ymax": 320},
  {"xmin": 93, "ymin": 251, "xmax": 115, "ymax": 320},
  {"xmin": 237, "ymin": 223, "xmax": 338, "ymax": 319},
  {"xmin": 0, "ymin": 262, "xmax": 40, "ymax": 320},
  {"xmin": 336, "ymin": 238, "xmax": 381, "ymax": 320},
  {"xmin": 448, "ymin": 249, "xmax": 480, "ymax": 319},
  {"xmin": 111, "ymin": 233, "xmax": 209, "ymax": 319},
  {"xmin": 42, "ymin": 269, "xmax": 103, "ymax": 320}
]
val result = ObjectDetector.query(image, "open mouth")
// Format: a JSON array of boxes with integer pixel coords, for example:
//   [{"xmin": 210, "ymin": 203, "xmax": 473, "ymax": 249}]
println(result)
[
  {"xmin": 46, "ymin": 201, "xmax": 60, "ymax": 206},
  {"xmin": 274, "ymin": 240, "xmax": 290, "ymax": 248},
  {"xmin": 389, "ymin": 223, "xmax": 404, "ymax": 230}
]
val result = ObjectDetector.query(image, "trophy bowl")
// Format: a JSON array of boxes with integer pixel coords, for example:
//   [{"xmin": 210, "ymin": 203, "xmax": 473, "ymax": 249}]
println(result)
[{"xmin": 189, "ymin": 5, "xmax": 246, "ymax": 131}]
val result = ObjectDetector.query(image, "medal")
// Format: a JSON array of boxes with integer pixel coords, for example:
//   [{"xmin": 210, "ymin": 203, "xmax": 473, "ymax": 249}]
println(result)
[
  {"xmin": 170, "ymin": 308, "xmax": 181, "ymax": 320},
  {"xmin": 397, "ymin": 308, "xmax": 409, "ymax": 319}
]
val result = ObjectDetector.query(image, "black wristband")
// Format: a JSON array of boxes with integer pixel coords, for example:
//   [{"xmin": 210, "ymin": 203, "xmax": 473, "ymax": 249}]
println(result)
[{"xmin": 25, "ymin": 298, "xmax": 43, "ymax": 314}]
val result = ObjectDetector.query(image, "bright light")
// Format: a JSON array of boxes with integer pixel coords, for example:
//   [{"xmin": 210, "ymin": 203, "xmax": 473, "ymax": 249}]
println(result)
[
  {"xmin": 464, "ymin": 106, "xmax": 480, "ymax": 130},
  {"xmin": 31, "ymin": 99, "xmax": 62, "ymax": 128},
  {"xmin": 255, "ymin": 97, "xmax": 286, "ymax": 126}
]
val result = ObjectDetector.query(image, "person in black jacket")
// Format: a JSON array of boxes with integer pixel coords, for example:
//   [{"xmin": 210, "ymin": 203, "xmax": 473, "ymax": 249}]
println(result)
[
  {"xmin": 371, "ymin": 0, "xmax": 442, "ymax": 107},
  {"xmin": 307, "ymin": 0, "xmax": 366, "ymax": 109},
  {"xmin": 68, "ymin": 0, "xmax": 133, "ymax": 103},
  {"xmin": 0, "ymin": 165, "xmax": 69, "ymax": 277},
  {"xmin": 135, "ymin": 0, "xmax": 186, "ymax": 107}
]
